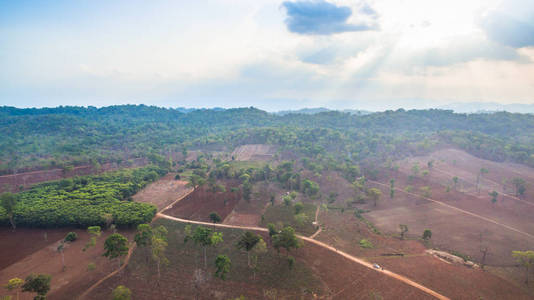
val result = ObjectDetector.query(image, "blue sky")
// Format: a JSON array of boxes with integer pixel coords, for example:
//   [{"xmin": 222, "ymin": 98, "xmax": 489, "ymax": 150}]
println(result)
[{"xmin": 1, "ymin": 0, "xmax": 533, "ymax": 111}]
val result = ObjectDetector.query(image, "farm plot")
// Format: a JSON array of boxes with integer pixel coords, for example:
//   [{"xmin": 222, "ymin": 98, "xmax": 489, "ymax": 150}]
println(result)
[
  {"xmin": 231, "ymin": 144, "xmax": 275, "ymax": 161},
  {"xmin": 132, "ymin": 173, "xmax": 192, "ymax": 211},
  {"xmin": 164, "ymin": 182, "xmax": 241, "ymax": 223}
]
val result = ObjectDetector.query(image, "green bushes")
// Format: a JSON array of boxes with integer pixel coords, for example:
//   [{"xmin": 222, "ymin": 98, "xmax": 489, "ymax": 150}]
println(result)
[
  {"xmin": 0, "ymin": 166, "xmax": 165, "ymax": 228},
  {"xmin": 64, "ymin": 232, "xmax": 78, "ymax": 242}
]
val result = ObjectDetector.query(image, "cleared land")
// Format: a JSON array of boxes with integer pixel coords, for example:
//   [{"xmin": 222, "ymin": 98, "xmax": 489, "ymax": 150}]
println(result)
[
  {"xmin": 231, "ymin": 144, "xmax": 275, "ymax": 161},
  {"xmin": 132, "ymin": 173, "xmax": 192, "ymax": 211}
]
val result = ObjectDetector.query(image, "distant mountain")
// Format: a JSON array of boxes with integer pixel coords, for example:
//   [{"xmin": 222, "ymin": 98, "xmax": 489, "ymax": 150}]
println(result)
[
  {"xmin": 175, "ymin": 107, "xmax": 226, "ymax": 113},
  {"xmin": 439, "ymin": 102, "xmax": 534, "ymax": 114},
  {"xmin": 274, "ymin": 107, "xmax": 371, "ymax": 116}
]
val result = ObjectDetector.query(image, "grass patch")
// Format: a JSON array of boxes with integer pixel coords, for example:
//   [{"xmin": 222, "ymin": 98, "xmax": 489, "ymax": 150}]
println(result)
[
  {"xmin": 228, "ymin": 160, "xmax": 266, "ymax": 169},
  {"xmin": 261, "ymin": 203, "xmax": 317, "ymax": 236}
]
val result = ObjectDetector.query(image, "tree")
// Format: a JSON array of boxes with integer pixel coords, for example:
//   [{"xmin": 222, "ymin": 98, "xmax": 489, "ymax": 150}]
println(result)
[
  {"xmin": 489, "ymin": 191, "xmax": 498, "ymax": 204},
  {"xmin": 112, "ymin": 285, "xmax": 132, "ymax": 300},
  {"xmin": 399, "ymin": 224, "xmax": 408, "ymax": 240},
  {"xmin": 267, "ymin": 223, "xmax": 278, "ymax": 241},
  {"xmin": 512, "ymin": 177, "xmax": 526, "ymax": 197},
  {"xmin": 273, "ymin": 226, "xmax": 299, "ymax": 257},
  {"xmin": 236, "ymin": 231, "xmax": 260, "ymax": 267},
  {"xmin": 134, "ymin": 223, "xmax": 153, "ymax": 263},
  {"xmin": 151, "ymin": 231, "xmax": 169, "ymax": 279},
  {"xmin": 367, "ymin": 188, "xmax": 382, "ymax": 207},
  {"xmin": 411, "ymin": 163, "xmax": 420, "ymax": 177},
  {"xmin": 103, "ymin": 233, "xmax": 129, "ymax": 270},
  {"xmin": 427, "ymin": 160, "xmax": 434, "ymax": 170},
  {"xmin": 192, "ymin": 226, "xmax": 222, "ymax": 269},
  {"xmin": 214, "ymin": 255, "xmax": 231, "ymax": 280},
  {"xmin": 420, "ymin": 186, "xmax": 431, "ymax": 198},
  {"xmin": 4, "ymin": 278, "xmax": 23, "ymax": 300},
  {"xmin": 83, "ymin": 226, "xmax": 101, "ymax": 251},
  {"xmin": 251, "ymin": 238, "xmax": 267, "ymax": 280},
  {"xmin": 452, "ymin": 176, "xmax": 459, "ymax": 190},
  {"xmin": 21, "ymin": 274, "xmax": 51, "ymax": 299},
  {"xmin": 512, "ymin": 250, "xmax": 534, "ymax": 285},
  {"xmin": 294, "ymin": 202, "xmax": 304, "ymax": 214},
  {"xmin": 283, "ymin": 195, "xmax": 292, "ymax": 207},
  {"xmin": 389, "ymin": 179, "xmax": 395, "ymax": 199},
  {"xmin": 209, "ymin": 212, "xmax": 222, "ymax": 223},
  {"xmin": 57, "ymin": 242, "xmax": 66, "ymax": 271},
  {"xmin": 0, "ymin": 192, "xmax": 18, "ymax": 230},
  {"xmin": 422, "ymin": 229, "xmax": 432, "ymax": 240}
]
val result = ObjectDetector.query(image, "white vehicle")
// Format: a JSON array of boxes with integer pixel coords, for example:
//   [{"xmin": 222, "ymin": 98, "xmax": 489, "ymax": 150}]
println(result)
[{"xmin": 373, "ymin": 263, "xmax": 382, "ymax": 270}]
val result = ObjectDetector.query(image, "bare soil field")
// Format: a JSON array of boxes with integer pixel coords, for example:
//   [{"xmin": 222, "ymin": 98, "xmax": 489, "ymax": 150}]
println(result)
[
  {"xmin": 231, "ymin": 144, "xmax": 275, "ymax": 161},
  {"xmin": 165, "ymin": 181, "xmax": 242, "ymax": 223},
  {"xmin": 0, "ymin": 227, "xmax": 73, "ymax": 270},
  {"xmin": 315, "ymin": 209, "xmax": 532, "ymax": 299},
  {"xmin": 132, "ymin": 173, "xmax": 192, "ymax": 211},
  {"xmin": 0, "ymin": 228, "xmax": 135, "ymax": 300},
  {"xmin": 85, "ymin": 218, "xmax": 433, "ymax": 300},
  {"xmin": 0, "ymin": 158, "xmax": 147, "ymax": 192}
]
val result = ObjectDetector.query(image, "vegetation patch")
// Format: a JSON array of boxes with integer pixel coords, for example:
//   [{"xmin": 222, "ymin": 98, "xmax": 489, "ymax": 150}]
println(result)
[
  {"xmin": 0, "ymin": 166, "xmax": 166, "ymax": 228},
  {"xmin": 261, "ymin": 203, "xmax": 317, "ymax": 236}
]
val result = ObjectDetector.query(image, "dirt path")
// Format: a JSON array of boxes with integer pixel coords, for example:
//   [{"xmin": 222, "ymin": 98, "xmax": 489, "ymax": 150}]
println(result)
[
  {"xmin": 368, "ymin": 179, "xmax": 534, "ymax": 240},
  {"xmin": 157, "ymin": 213, "xmax": 450, "ymax": 300},
  {"xmin": 309, "ymin": 204, "xmax": 322, "ymax": 239},
  {"xmin": 79, "ymin": 188, "xmax": 195, "ymax": 299}
]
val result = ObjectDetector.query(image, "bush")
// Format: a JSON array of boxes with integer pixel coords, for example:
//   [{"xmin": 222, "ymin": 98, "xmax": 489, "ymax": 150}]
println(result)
[
  {"xmin": 359, "ymin": 239, "xmax": 373, "ymax": 249},
  {"xmin": 64, "ymin": 232, "xmax": 78, "ymax": 242}
]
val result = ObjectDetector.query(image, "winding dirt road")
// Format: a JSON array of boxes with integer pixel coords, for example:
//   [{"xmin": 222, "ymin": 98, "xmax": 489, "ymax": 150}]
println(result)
[{"xmin": 157, "ymin": 213, "xmax": 450, "ymax": 300}]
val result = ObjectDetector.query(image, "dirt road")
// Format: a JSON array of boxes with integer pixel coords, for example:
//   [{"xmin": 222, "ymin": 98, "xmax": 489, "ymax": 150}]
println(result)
[{"xmin": 157, "ymin": 213, "xmax": 450, "ymax": 300}]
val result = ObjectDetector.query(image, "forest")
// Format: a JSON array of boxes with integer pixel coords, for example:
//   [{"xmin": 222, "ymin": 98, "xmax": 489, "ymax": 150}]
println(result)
[
  {"xmin": 1, "ymin": 105, "xmax": 534, "ymax": 175},
  {"xmin": 0, "ymin": 166, "xmax": 167, "ymax": 228}
]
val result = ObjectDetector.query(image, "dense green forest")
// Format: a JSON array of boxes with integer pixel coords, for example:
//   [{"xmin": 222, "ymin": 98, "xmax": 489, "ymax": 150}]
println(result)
[
  {"xmin": 0, "ymin": 166, "xmax": 166, "ymax": 228},
  {"xmin": 1, "ymin": 105, "xmax": 534, "ymax": 174}
]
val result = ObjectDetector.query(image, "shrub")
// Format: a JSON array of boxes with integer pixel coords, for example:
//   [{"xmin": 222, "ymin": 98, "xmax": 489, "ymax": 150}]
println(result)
[
  {"xmin": 64, "ymin": 232, "xmax": 78, "ymax": 242},
  {"xmin": 359, "ymin": 239, "xmax": 373, "ymax": 249}
]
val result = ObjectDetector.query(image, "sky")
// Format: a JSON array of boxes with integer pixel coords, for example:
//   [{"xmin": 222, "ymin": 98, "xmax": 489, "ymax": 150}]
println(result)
[{"xmin": 1, "ymin": 0, "xmax": 534, "ymax": 111}]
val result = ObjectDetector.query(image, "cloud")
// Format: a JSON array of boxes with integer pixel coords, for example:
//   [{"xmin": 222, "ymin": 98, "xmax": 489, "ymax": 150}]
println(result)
[
  {"xmin": 281, "ymin": 0, "xmax": 376, "ymax": 35},
  {"xmin": 480, "ymin": 1, "xmax": 534, "ymax": 48}
]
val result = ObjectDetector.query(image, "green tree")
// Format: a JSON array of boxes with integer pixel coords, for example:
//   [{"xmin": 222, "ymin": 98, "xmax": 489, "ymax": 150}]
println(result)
[
  {"xmin": 103, "ymin": 233, "xmax": 129, "ymax": 270},
  {"xmin": 452, "ymin": 176, "xmax": 459, "ymax": 190},
  {"xmin": 267, "ymin": 223, "xmax": 278, "ymax": 241},
  {"xmin": 112, "ymin": 285, "xmax": 132, "ymax": 300},
  {"xmin": 422, "ymin": 229, "xmax": 432, "ymax": 240},
  {"xmin": 236, "ymin": 231, "xmax": 260, "ymax": 267},
  {"xmin": 512, "ymin": 177, "xmax": 526, "ymax": 197},
  {"xmin": 134, "ymin": 223, "xmax": 153, "ymax": 263},
  {"xmin": 214, "ymin": 255, "xmax": 231, "ymax": 280},
  {"xmin": 489, "ymin": 191, "xmax": 498, "ymax": 204},
  {"xmin": 83, "ymin": 226, "xmax": 101, "ymax": 251},
  {"xmin": 273, "ymin": 226, "xmax": 300, "ymax": 257},
  {"xmin": 209, "ymin": 212, "xmax": 222, "ymax": 223},
  {"xmin": 399, "ymin": 224, "xmax": 408, "ymax": 240},
  {"xmin": 512, "ymin": 250, "xmax": 534, "ymax": 285},
  {"xmin": 64, "ymin": 232, "xmax": 77, "ymax": 242},
  {"xmin": 0, "ymin": 192, "xmax": 18, "ymax": 230},
  {"xmin": 251, "ymin": 238, "xmax": 267, "ymax": 280},
  {"xmin": 367, "ymin": 188, "xmax": 382, "ymax": 207},
  {"xmin": 193, "ymin": 226, "xmax": 222, "ymax": 269},
  {"xmin": 21, "ymin": 274, "xmax": 51, "ymax": 300},
  {"xmin": 151, "ymin": 229, "xmax": 169, "ymax": 279},
  {"xmin": 283, "ymin": 195, "xmax": 292, "ymax": 207},
  {"xmin": 294, "ymin": 202, "xmax": 304, "ymax": 214},
  {"xmin": 4, "ymin": 278, "xmax": 23, "ymax": 300}
]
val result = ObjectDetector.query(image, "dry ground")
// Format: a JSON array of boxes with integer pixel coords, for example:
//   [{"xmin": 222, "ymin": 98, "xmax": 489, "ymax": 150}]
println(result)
[{"xmin": 231, "ymin": 144, "xmax": 275, "ymax": 161}]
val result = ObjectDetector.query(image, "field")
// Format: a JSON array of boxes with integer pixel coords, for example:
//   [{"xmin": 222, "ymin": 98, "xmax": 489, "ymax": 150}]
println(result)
[
  {"xmin": 0, "ymin": 226, "xmax": 135, "ymax": 300},
  {"xmin": 231, "ymin": 144, "xmax": 275, "ymax": 161},
  {"xmin": 0, "ymin": 158, "xmax": 147, "ymax": 193},
  {"xmin": 132, "ymin": 173, "xmax": 192, "ymax": 211},
  {"xmin": 84, "ymin": 218, "xmax": 435, "ymax": 300}
]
